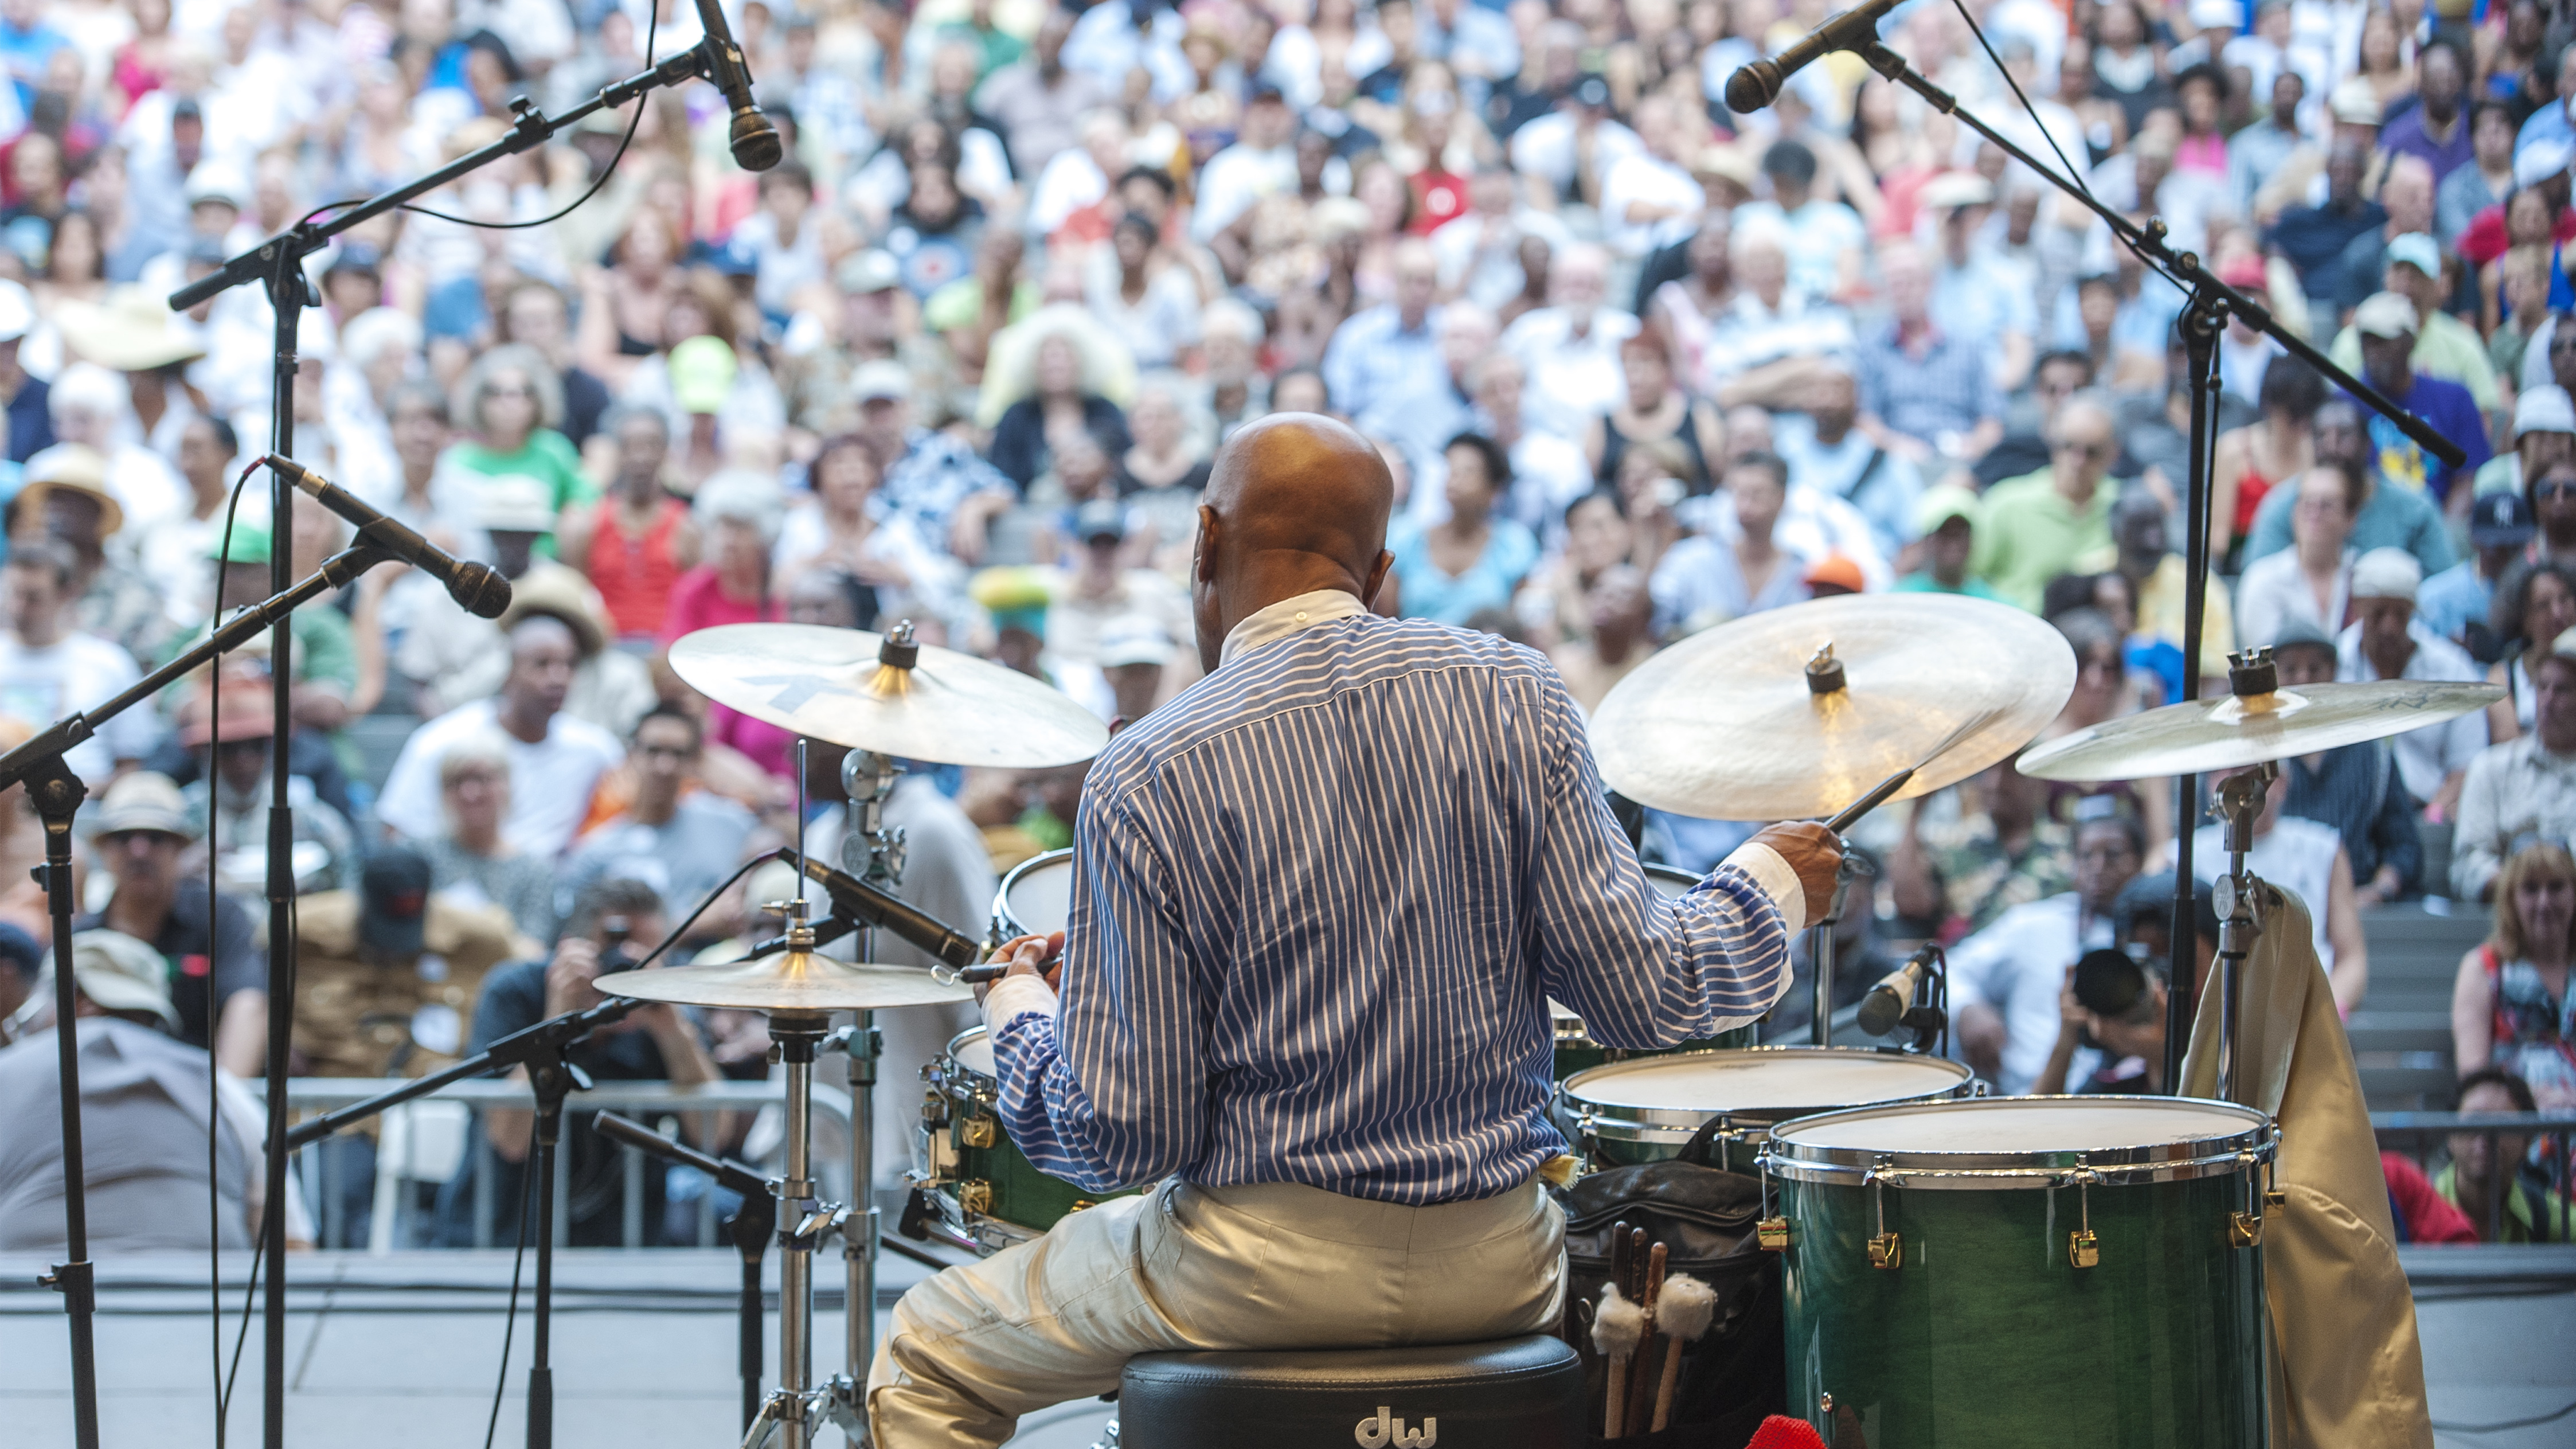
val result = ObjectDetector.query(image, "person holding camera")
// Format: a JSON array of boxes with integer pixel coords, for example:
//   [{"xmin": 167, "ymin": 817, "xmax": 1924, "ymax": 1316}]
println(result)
[
  {"xmin": 433, "ymin": 877, "xmax": 726, "ymax": 1247},
  {"xmin": 2034, "ymin": 948, "xmax": 2172, "ymax": 1096}
]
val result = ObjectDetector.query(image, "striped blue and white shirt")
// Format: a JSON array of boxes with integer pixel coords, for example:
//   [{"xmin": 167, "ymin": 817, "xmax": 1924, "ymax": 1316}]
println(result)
[{"xmin": 985, "ymin": 591, "xmax": 1799, "ymax": 1205}]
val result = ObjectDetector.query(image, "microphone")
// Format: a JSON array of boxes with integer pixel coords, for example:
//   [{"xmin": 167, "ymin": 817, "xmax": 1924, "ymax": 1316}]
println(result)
[
  {"xmin": 694, "ymin": 0, "xmax": 784, "ymax": 171},
  {"xmin": 1855, "ymin": 943, "xmax": 1938, "ymax": 1038},
  {"xmin": 1723, "ymin": 0, "xmax": 1905, "ymax": 113},
  {"xmin": 776, "ymin": 847, "xmax": 982, "ymax": 970},
  {"xmin": 262, "ymin": 455, "xmax": 512, "ymax": 619}
]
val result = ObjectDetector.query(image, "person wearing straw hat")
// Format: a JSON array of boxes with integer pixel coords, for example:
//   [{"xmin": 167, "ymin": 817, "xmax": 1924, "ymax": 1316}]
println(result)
[
  {"xmin": 0, "ymin": 929, "xmax": 286, "ymax": 1253},
  {"xmin": 49, "ymin": 283, "xmax": 212, "ymax": 460},
  {"xmin": 10, "ymin": 441, "xmax": 171, "ymax": 665},
  {"xmin": 71, "ymin": 772, "xmax": 266, "ymax": 1075}
]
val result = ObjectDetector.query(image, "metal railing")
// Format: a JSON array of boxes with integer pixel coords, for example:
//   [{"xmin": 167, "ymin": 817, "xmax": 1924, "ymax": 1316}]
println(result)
[
  {"xmin": 258, "ymin": 1078, "xmax": 853, "ymax": 1252},
  {"xmin": 2371, "ymin": 1111, "xmax": 2576, "ymax": 1245}
]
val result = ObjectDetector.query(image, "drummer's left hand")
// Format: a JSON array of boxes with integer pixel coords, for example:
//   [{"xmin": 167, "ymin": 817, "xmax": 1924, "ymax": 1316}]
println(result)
[{"xmin": 974, "ymin": 931, "xmax": 1066, "ymax": 1006}]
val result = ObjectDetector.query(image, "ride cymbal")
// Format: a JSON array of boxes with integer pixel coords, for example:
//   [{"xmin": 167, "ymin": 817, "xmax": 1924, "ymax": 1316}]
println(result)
[
  {"xmin": 597, "ymin": 950, "xmax": 975, "ymax": 1012},
  {"xmin": 2016, "ymin": 677, "xmax": 2503, "ymax": 783},
  {"xmin": 668, "ymin": 622, "xmax": 1108, "ymax": 768},
  {"xmin": 1589, "ymin": 594, "xmax": 2075, "ymax": 821}
]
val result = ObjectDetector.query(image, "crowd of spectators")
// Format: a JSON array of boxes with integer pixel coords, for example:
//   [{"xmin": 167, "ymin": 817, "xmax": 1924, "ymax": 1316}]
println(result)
[{"xmin": 0, "ymin": 0, "xmax": 2567, "ymax": 1249}]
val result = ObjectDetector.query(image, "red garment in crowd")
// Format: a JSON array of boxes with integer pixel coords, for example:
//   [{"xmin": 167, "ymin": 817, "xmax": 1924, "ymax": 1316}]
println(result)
[
  {"xmin": 2380, "ymin": 1153, "xmax": 2479, "ymax": 1244},
  {"xmin": 662, "ymin": 567, "xmax": 794, "ymax": 777},
  {"xmin": 1410, "ymin": 170, "xmax": 1471, "ymax": 233},
  {"xmin": 587, "ymin": 497, "xmax": 691, "ymax": 639},
  {"xmin": 2234, "ymin": 466, "xmax": 2276, "ymax": 540},
  {"xmin": 2457, "ymin": 202, "xmax": 2576, "ymax": 266}
]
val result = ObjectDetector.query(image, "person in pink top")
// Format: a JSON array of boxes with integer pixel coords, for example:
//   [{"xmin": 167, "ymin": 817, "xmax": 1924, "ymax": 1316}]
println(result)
[{"xmin": 662, "ymin": 470, "xmax": 792, "ymax": 778}]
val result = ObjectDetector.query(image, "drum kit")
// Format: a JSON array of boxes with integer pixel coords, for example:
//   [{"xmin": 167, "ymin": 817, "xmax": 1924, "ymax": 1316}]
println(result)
[{"xmin": 597, "ymin": 593, "xmax": 2496, "ymax": 1448}]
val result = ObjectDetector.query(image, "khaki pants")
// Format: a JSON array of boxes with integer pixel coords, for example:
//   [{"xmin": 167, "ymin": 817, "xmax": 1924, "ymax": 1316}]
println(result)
[{"xmin": 867, "ymin": 1176, "xmax": 1566, "ymax": 1448}]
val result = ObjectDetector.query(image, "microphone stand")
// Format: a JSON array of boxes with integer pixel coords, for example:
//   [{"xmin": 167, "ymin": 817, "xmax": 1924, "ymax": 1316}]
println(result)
[
  {"xmin": 591, "ymin": 1112, "xmax": 775, "ymax": 1432},
  {"xmin": 165, "ymin": 41, "xmax": 767, "ymax": 1449},
  {"xmin": 1840, "ymin": 38, "xmax": 2466, "ymax": 1092}
]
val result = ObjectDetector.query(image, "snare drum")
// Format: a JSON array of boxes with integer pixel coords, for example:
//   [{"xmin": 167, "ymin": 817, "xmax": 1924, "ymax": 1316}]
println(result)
[
  {"xmin": 1549, "ymin": 864, "xmax": 1761, "ymax": 1077},
  {"xmin": 991, "ymin": 848, "xmax": 1074, "ymax": 943},
  {"xmin": 1557, "ymin": 1048, "xmax": 1977, "ymax": 1170},
  {"xmin": 911, "ymin": 1025, "xmax": 1136, "ymax": 1254},
  {"xmin": 1762, "ymin": 1096, "xmax": 2274, "ymax": 1447}
]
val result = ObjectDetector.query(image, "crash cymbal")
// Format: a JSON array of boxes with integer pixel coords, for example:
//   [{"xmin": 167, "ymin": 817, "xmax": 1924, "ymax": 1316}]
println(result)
[
  {"xmin": 1590, "ymin": 594, "xmax": 2076, "ymax": 821},
  {"xmin": 668, "ymin": 622, "xmax": 1108, "ymax": 769},
  {"xmin": 2016, "ymin": 678, "xmax": 2503, "ymax": 783},
  {"xmin": 597, "ymin": 949, "xmax": 975, "ymax": 1012}
]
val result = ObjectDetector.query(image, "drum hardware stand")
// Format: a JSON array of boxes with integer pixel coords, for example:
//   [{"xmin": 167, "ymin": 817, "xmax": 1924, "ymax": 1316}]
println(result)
[
  {"xmin": 592, "ymin": 1112, "xmax": 777, "ymax": 1430},
  {"xmin": 2205, "ymin": 650, "xmax": 2284, "ymax": 1105},
  {"xmin": 1804, "ymin": 853, "xmax": 1871, "ymax": 1047},
  {"xmin": 824, "ymin": 733, "xmax": 910, "ymax": 1440}
]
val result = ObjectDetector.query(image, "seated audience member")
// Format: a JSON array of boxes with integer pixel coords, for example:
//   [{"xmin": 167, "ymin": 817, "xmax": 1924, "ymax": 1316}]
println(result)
[
  {"xmin": 291, "ymin": 848, "xmax": 524, "ymax": 1245},
  {"xmin": 1515, "ymin": 489, "xmax": 1636, "ymax": 647},
  {"xmin": 1888, "ymin": 759, "xmax": 2070, "ymax": 939},
  {"xmin": 1499, "ymin": 243, "xmax": 1644, "ymax": 437},
  {"xmin": 2180, "ymin": 765, "xmax": 2370, "ymax": 1013},
  {"xmin": 2454, "ymin": 645, "xmax": 2576, "ymax": 900},
  {"xmin": 377, "ymin": 617, "xmax": 628, "ymax": 860},
  {"xmin": 177, "ymin": 662, "xmax": 360, "ymax": 897},
  {"xmin": 1648, "ymin": 451, "xmax": 1811, "ymax": 634},
  {"xmin": 1771, "ymin": 358, "xmax": 1923, "ymax": 560},
  {"xmin": 2032, "ymin": 948, "xmax": 2168, "ymax": 1095},
  {"xmin": 2451, "ymin": 842, "xmax": 2576, "ymax": 1111},
  {"xmin": 2099, "ymin": 487, "xmax": 2236, "ymax": 694},
  {"xmin": 18, "ymin": 444, "xmax": 171, "ymax": 666},
  {"xmin": 438, "ymin": 878, "xmax": 727, "ymax": 1247},
  {"xmin": 1971, "ymin": 392, "xmax": 2121, "ymax": 611},
  {"xmin": 1856, "ymin": 241, "xmax": 2006, "ymax": 465},
  {"xmin": 1893, "ymin": 486, "xmax": 1996, "ymax": 597},
  {"xmin": 73, "ymin": 772, "xmax": 264, "ymax": 1077},
  {"xmin": 2437, "ymin": 1068, "xmax": 2573, "ymax": 1241},
  {"xmin": 2346, "ymin": 290, "xmax": 2495, "ymax": 503},
  {"xmin": 0, "ymin": 921, "xmax": 37, "ymax": 1040},
  {"xmin": 2337, "ymin": 548, "xmax": 2490, "ymax": 817},
  {"xmin": 2236, "ymin": 462, "xmax": 2360, "ymax": 653},
  {"xmin": 1584, "ymin": 329, "xmax": 1722, "ymax": 497},
  {"xmin": 556, "ymin": 705, "xmax": 757, "ymax": 946},
  {"xmin": 2466, "ymin": 383, "xmax": 2573, "ymax": 508},
  {"xmin": 2240, "ymin": 399, "xmax": 2455, "ymax": 578},
  {"xmin": 2326, "ymin": 235, "xmax": 2504, "ymax": 418},
  {"xmin": 0, "ymin": 538, "xmax": 153, "ymax": 786},
  {"xmin": 2421, "ymin": 492, "xmax": 2536, "ymax": 654},
  {"xmin": 2117, "ymin": 871, "xmax": 2220, "ymax": 1007},
  {"xmin": 2271, "ymin": 622, "xmax": 2423, "ymax": 903},
  {"xmin": 1388, "ymin": 432, "xmax": 1538, "ymax": 626},
  {"xmin": 2382, "ymin": 1151, "xmax": 2481, "ymax": 1244},
  {"xmin": 1548, "ymin": 563, "xmax": 1653, "ymax": 714},
  {"xmin": 556, "ymin": 404, "xmax": 699, "ymax": 643},
  {"xmin": 2484, "ymin": 557, "xmax": 2576, "ymax": 740},
  {"xmin": 0, "ymin": 932, "xmax": 284, "ymax": 1252},
  {"xmin": 1947, "ymin": 808, "xmax": 2145, "ymax": 1095},
  {"xmin": 415, "ymin": 739, "xmax": 557, "ymax": 943}
]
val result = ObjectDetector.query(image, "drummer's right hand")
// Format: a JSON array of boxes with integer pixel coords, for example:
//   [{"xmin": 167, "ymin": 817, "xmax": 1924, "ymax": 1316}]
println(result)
[
  {"xmin": 1749, "ymin": 821, "xmax": 1842, "ymax": 926},
  {"xmin": 976, "ymin": 932, "xmax": 1066, "ymax": 1006}
]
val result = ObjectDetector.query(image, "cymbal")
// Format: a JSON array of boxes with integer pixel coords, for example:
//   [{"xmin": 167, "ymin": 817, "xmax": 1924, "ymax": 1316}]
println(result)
[
  {"xmin": 2015, "ymin": 678, "xmax": 2503, "ymax": 783},
  {"xmin": 668, "ymin": 623, "xmax": 1108, "ymax": 768},
  {"xmin": 597, "ymin": 950, "xmax": 976, "ymax": 1012},
  {"xmin": 1590, "ymin": 594, "xmax": 2076, "ymax": 821}
]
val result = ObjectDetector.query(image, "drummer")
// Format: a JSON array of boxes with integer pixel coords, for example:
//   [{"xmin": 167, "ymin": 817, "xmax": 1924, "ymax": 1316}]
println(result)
[{"xmin": 866, "ymin": 414, "xmax": 1841, "ymax": 1446}]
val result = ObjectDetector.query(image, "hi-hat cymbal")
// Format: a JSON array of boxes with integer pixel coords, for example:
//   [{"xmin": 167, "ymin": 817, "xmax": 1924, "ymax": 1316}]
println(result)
[
  {"xmin": 2015, "ymin": 678, "xmax": 2504, "ymax": 783},
  {"xmin": 1590, "ymin": 594, "xmax": 2076, "ymax": 821},
  {"xmin": 669, "ymin": 623, "xmax": 1108, "ymax": 768},
  {"xmin": 597, "ymin": 950, "xmax": 976, "ymax": 1012}
]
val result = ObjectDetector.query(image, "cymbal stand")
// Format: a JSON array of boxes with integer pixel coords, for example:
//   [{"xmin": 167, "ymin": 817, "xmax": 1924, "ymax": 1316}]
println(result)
[
  {"xmin": 2209, "ymin": 757, "xmax": 2274, "ymax": 1105},
  {"xmin": 761, "ymin": 979, "xmax": 832, "ymax": 1449},
  {"xmin": 1807, "ymin": 853, "xmax": 1865, "ymax": 1046},
  {"xmin": 825, "ymin": 740, "xmax": 908, "ymax": 1440}
]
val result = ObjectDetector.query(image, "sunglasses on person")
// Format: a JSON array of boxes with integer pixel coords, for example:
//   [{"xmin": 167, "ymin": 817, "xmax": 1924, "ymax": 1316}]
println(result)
[{"xmin": 2053, "ymin": 439, "xmax": 2113, "ymax": 461}]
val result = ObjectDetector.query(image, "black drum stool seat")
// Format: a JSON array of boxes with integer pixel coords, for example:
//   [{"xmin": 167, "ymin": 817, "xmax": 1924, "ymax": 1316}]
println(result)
[{"xmin": 1116, "ymin": 1334, "xmax": 1585, "ymax": 1448}]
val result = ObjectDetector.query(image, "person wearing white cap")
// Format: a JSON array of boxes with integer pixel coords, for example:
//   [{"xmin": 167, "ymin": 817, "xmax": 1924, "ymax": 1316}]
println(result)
[
  {"xmin": 2327, "ymin": 231, "xmax": 2503, "ymax": 414},
  {"xmin": 2337, "ymin": 547, "xmax": 2491, "ymax": 816},
  {"xmin": 2472, "ymin": 383, "xmax": 2576, "ymax": 501},
  {"xmin": 2348, "ymin": 290, "xmax": 2495, "ymax": 502}
]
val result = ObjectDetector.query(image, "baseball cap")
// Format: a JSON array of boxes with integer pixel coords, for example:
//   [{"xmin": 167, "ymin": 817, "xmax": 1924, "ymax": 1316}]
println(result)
[
  {"xmin": 2353, "ymin": 291, "xmax": 2420, "ymax": 338},
  {"xmin": 1917, "ymin": 171, "xmax": 1996, "ymax": 210},
  {"xmin": 66, "ymin": 930, "xmax": 179, "ymax": 1031},
  {"xmin": 359, "ymin": 849, "xmax": 432, "ymax": 958},
  {"xmin": 849, "ymin": 358, "xmax": 913, "ymax": 403},
  {"xmin": 2383, "ymin": 232, "xmax": 2440, "ymax": 278},
  {"xmin": 2349, "ymin": 545, "xmax": 2423, "ymax": 603},
  {"xmin": 2471, "ymin": 490, "xmax": 2538, "ymax": 546},
  {"xmin": 1074, "ymin": 498, "xmax": 1126, "ymax": 542},
  {"xmin": 2328, "ymin": 78, "xmax": 2384, "ymax": 127},
  {"xmin": 2188, "ymin": 0, "xmax": 2244, "ymax": 26},
  {"xmin": 1804, "ymin": 553, "xmax": 1866, "ymax": 594},
  {"xmin": 183, "ymin": 160, "xmax": 247, "ymax": 209},
  {"xmin": 2515, "ymin": 383, "xmax": 2576, "ymax": 438},
  {"xmin": 2517, "ymin": 134, "xmax": 2575, "ymax": 190},
  {"xmin": 1099, "ymin": 615, "xmax": 1175, "ymax": 669},
  {"xmin": 835, "ymin": 249, "xmax": 901, "ymax": 294},
  {"xmin": 669, "ymin": 335, "xmax": 737, "ymax": 415},
  {"xmin": 473, "ymin": 473, "xmax": 558, "ymax": 533},
  {"xmin": 2269, "ymin": 616, "xmax": 2335, "ymax": 653},
  {"xmin": 88, "ymin": 771, "xmax": 196, "ymax": 841},
  {"xmin": 1914, "ymin": 482, "xmax": 1979, "ymax": 534}
]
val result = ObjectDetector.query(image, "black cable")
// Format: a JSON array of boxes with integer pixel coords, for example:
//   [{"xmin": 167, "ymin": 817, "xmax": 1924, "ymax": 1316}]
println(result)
[
  {"xmin": 483, "ymin": 1162, "xmax": 537, "ymax": 1449},
  {"xmin": 206, "ymin": 456, "xmax": 261, "ymax": 1449},
  {"xmin": 2429, "ymin": 1396, "xmax": 2576, "ymax": 1432}
]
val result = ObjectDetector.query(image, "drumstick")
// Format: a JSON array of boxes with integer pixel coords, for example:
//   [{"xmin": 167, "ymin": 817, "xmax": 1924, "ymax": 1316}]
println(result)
[
  {"xmin": 1649, "ymin": 1273, "xmax": 1718, "ymax": 1432},
  {"xmin": 1592, "ymin": 1283, "xmax": 1643, "ymax": 1439},
  {"xmin": 1627, "ymin": 1241, "xmax": 1667, "ymax": 1436},
  {"xmin": 1821, "ymin": 709, "xmax": 2002, "ymax": 834}
]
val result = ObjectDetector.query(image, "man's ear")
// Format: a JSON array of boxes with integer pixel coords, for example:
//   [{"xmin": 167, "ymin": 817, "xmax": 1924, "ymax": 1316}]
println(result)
[
  {"xmin": 1193, "ymin": 506, "xmax": 1219, "ymax": 585},
  {"xmin": 1360, "ymin": 548, "xmax": 1395, "ymax": 608}
]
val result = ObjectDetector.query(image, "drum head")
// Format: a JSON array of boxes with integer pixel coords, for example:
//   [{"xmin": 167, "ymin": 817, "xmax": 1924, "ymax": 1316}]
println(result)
[
  {"xmin": 946, "ymin": 1025, "xmax": 996, "ymax": 1079},
  {"xmin": 996, "ymin": 850, "xmax": 1074, "ymax": 939},
  {"xmin": 1766, "ymin": 1095, "xmax": 2273, "ymax": 1185},
  {"xmin": 1565, "ymin": 1048, "xmax": 1971, "ymax": 1114}
]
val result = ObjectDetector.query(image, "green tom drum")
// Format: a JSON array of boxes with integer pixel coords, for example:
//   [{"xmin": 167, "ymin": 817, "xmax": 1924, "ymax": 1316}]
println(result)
[
  {"xmin": 911, "ymin": 1025, "xmax": 1137, "ymax": 1255},
  {"xmin": 1762, "ymin": 1096, "xmax": 2276, "ymax": 1448},
  {"xmin": 1547, "ymin": 863, "xmax": 1761, "ymax": 1079},
  {"xmin": 1558, "ymin": 1047, "xmax": 1976, "ymax": 1170}
]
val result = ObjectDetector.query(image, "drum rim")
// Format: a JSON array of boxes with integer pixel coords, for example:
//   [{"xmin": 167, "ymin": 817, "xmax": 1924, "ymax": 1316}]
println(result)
[
  {"xmin": 939, "ymin": 1024, "xmax": 998, "ymax": 1090},
  {"xmin": 991, "ymin": 846, "xmax": 1075, "ymax": 940},
  {"xmin": 1558, "ymin": 1046, "xmax": 1978, "ymax": 1141},
  {"xmin": 1757, "ymin": 1093, "xmax": 2277, "ymax": 1188}
]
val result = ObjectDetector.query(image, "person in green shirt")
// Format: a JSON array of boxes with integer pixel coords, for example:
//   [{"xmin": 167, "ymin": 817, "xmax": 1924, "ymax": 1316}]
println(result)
[
  {"xmin": 440, "ymin": 343, "xmax": 592, "ymax": 552},
  {"xmin": 1971, "ymin": 393, "xmax": 2119, "ymax": 611},
  {"xmin": 1893, "ymin": 483, "xmax": 2003, "ymax": 598},
  {"xmin": 2325, "ymin": 231, "xmax": 2503, "ymax": 418}
]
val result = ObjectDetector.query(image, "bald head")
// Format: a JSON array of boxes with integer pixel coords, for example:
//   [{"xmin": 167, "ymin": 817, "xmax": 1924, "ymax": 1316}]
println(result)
[{"xmin": 1193, "ymin": 413, "xmax": 1398, "ymax": 671}]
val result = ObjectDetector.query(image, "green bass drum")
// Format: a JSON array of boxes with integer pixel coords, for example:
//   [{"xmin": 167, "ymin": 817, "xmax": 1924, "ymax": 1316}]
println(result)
[
  {"xmin": 1548, "ymin": 864, "xmax": 1765, "ymax": 1079},
  {"xmin": 1761, "ymin": 1096, "xmax": 2276, "ymax": 1448},
  {"xmin": 910, "ymin": 1025, "xmax": 1137, "ymax": 1255}
]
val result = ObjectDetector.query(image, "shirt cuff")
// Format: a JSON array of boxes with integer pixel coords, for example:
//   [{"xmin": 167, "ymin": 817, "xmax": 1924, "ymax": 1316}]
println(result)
[
  {"xmin": 982, "ymin": 972, "xmax": 1060, "ymax": 1033},
  {"xmin": 1719, "ymin": 841, "xmax": 1808, "ymax": 935}
]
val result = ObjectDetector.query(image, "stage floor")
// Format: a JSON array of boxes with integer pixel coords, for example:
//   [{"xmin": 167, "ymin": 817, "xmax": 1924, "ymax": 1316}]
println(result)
[{"xmin": 2, "ymin": 1246, "xmax": 2567, "ymax": 1446}]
